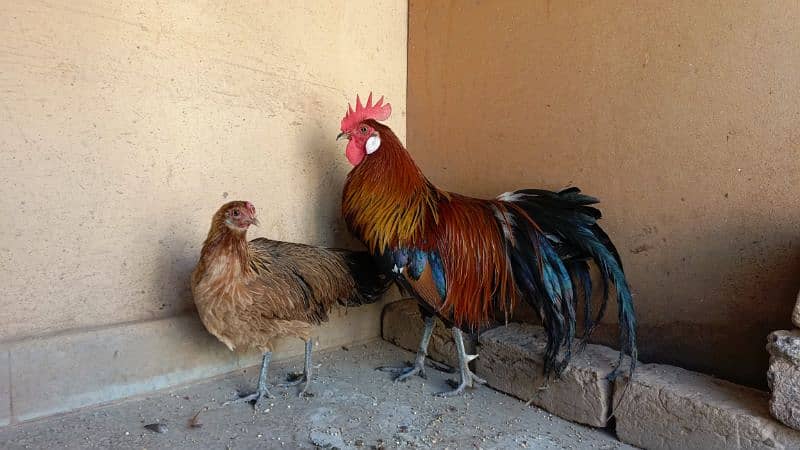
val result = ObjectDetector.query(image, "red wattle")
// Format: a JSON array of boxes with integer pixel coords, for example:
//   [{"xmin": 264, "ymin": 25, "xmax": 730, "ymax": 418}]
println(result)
[{"xmin": 346, "ymin": 141, "xmax": 365, "ymax": 166}]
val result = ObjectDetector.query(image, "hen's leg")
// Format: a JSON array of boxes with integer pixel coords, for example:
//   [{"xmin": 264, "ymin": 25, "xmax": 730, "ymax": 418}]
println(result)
[
  {"xmin": 378, "ymin": 315, "xmax": 435, "ymax": 382},
  {"xmin": 280, "ymin": 340, "xmax": 313, "ymax": 397},
  {"xmin": 436, "ymin": 327, "xmax": 486, "ymax": 397},
  {"xmin": 225, "ymin": 352, "xmax": 274, "ymax": 408}
]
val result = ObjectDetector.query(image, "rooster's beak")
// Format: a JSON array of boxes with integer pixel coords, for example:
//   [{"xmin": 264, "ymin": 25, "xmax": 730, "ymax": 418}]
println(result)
[{"xmin": 336, "ymin": 132, "xmax": 349, "ymax": 141}]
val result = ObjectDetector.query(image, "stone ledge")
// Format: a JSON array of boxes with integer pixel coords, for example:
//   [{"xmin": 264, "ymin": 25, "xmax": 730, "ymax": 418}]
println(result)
[
  {"xmin": 613, "ymin": 363, "xmax": 800, "ymax": 450},
  {"xmin": 378, "ymin": 300, "xmax": 800, "ymax": 449},
  {"xmin": 767, "ymin": 330, "xmax": 800, "ymax": 431},
  {"xmin": 476, "ymin": 323, "xmax": 618, "ymax": 427},
  {"xmin": 381, "ymin": 298, "xmax": 476, "ymax": 368},
  {"xmin": 0, "ymin": 301, "xmax": 385, "ymax": 425}
]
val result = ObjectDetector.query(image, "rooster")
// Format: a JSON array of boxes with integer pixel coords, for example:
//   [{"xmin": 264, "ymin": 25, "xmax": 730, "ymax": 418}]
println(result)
[
  {"xmin": 337, "ymin": 94, "xmax": 637, "ymax": 396},
  {"xmin": 191, "ymin": 201, "xmax": 389, "ymax": 405}
]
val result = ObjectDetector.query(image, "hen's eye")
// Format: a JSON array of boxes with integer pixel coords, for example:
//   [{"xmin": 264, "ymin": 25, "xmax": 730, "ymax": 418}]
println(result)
[
  {"xmin": 232, "ymin": 210, "xmax": 240, "ymax": 217},
  {"xmin": 360, "ymin": 126, "xmax": 368, "ymax": 134}
]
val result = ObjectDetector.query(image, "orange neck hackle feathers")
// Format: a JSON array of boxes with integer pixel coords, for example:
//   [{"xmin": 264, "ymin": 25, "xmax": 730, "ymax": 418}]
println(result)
[{"xmin": 342, "ymin": 120, "xmax": 441, "ymax": 253}]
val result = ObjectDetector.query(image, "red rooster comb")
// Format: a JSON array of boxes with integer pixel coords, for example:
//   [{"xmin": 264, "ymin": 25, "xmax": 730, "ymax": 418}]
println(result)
[{"xmin": 340, "ymin": 93, "xmax": 392, "ymax": 131}]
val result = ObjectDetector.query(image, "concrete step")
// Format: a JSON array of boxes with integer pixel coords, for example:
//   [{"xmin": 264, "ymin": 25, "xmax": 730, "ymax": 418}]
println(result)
[{"xmin": 0, "ymin": 301, "xmax": 386, "ymax": 426}]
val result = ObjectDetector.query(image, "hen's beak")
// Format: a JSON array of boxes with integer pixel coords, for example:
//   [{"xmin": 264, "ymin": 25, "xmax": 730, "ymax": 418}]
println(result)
[
  {"xmin": 336, "ymin": 132, "xmax": 349, "ymax": 141},
  {"xmin": 250, "ymin": 217, "xmax": 260, "ymax": 227}
]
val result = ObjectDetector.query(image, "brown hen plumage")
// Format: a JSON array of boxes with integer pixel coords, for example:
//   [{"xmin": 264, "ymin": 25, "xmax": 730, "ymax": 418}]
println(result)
[{"xmin": 192, "ymin": 201, "xmax": 389, "ymax": 403}]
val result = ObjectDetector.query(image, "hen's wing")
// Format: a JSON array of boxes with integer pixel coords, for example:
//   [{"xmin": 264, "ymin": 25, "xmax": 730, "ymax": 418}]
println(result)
[{"xmin": 245, "ymin": 238, "xmax": 357, "ymax": 325}]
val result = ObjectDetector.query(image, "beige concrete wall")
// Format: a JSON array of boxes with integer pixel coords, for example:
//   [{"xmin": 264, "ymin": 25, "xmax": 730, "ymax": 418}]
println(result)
[
  {"xmin": 0, "ymin": 0, "xmax": 407, "ymax": 342},
  {"xmin": 408, "ymin": 0, "xmax": 800, "ymax": 388}
]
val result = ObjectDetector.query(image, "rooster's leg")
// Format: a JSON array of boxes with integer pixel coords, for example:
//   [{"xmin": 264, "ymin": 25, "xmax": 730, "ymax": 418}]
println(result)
[
  {"xmin": 436, "ymin": 327, "xmax": 486, "ymax": 397},
  {"xmin": 280, "ymin": 340, "xmax": 313, "ymax": 397},
  {"xmin": 377, "ymin": 315, "xmax": 435, "ymax": 382},
  {"xmin": 224, "ymin": 352, "xmax": 274, "ymax": 408}
]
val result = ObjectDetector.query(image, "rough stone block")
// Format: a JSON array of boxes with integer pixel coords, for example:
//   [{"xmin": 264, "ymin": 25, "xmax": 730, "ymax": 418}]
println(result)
[
  {"xmin": 475, "ymin": 322, "xmax": 618, "ymax": 427},
  {"xmin": 767, "ymin": 330, "xmax": 800, "ymax": 430},
  {"xmin": 0, "ymin": 350, "xmax": 9, "ymax": 427},
  {"xmin": 381, "ymin": 298, "xmax": 476, "ymax": 368},
  {"xmin": 613, "ymin": 363, "xmax": 800, "ymax": 450}
]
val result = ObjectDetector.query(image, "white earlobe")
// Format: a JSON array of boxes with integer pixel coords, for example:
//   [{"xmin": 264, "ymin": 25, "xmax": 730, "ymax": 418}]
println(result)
[{"xmin": 365, "ymin": 134, "xmax": 381, "ymax": 154}]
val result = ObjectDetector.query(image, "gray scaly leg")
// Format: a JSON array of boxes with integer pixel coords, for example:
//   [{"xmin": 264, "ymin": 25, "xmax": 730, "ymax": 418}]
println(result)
[
  {"xmin": 378, "ymin": 315, "xmax": 435, "ymax": 382},
  {"xmin": 436, "ymin": 327, "xmax": 486, "ymax": 397},
  {"xmin": 224, "ymin": 352, "xmax": 274, "ymax": 408},
  {"xmin": 280, "ymin": 340, "xmax": 314, "ymax": 397}
]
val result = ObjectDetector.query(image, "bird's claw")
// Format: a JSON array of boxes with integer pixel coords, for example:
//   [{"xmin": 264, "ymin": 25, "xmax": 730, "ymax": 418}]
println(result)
[
  {"xmin": 377, "ymin": 361, "xmax": 427, "ymax": 382},
  {"xmin": 425, "ymin": 359, "xmax": 456, "ymax": 374},
  {"xmin": 279, "ymin": 372, "xmax": 313, "ymax": 397},
  {"xmin": 375, "ymin": 361, "xmax": 412, "ymax": 373},
  {"xmin": 396, "ymin": 364, "xmax": 426, "ymax": 382},
  {"xmin": 297, "ymin": 383, "xmax": 313, "ymax": 398},
  {"xmin": 223, "ymin": 388, "xmax": 273, "ymax": 409},
  {"xmin": 436, "ymin": 367, "xmax": 485, "ymax": 397},
  {"xmin": 437, "ymin": 382, "xmax": 468, "ymax": 397},
  {"xmin": 280, "ymin": 372, "xmax": 306, "ymax": 387}
]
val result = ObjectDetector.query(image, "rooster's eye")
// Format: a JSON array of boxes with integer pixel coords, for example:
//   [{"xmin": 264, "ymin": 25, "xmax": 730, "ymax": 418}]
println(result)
[
  {"xmin": 360, "ymin": 126, "xmax": 368, "ymax": 134},
  {"xmin": 232, "ymin": 210, "xmax": 240, "ymax": 217}
]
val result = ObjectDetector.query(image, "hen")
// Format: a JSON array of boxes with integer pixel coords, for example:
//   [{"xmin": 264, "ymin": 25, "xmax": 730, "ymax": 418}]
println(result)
[
  {"xmin": 191, "ymin": 201, "xmax": 389, "ymax": 404},
  {"xmin": 337, "ymin": 94, "xmax": 637, "ymax": 396}
]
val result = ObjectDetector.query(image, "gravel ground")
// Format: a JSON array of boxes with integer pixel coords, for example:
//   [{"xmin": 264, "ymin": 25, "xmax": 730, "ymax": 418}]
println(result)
[{"xmin": 0, "ymin": 340, "xmax": 633, "ymax": 449}]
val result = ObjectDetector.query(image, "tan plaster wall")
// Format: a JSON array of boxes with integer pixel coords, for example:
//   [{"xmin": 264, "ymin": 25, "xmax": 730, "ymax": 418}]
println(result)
[
  {"xmin": 408, "ymin": 0, "xmax": 800, "ymax": 387},
  {"xmin": 0, "ymin": 0, "xmax": 407, "ymax": 341}
]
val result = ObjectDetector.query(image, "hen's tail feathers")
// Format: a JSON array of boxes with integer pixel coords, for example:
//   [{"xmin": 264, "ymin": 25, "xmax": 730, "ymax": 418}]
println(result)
[
  {"xmin": 498, "ymin": 187, "xmax": 637, "ymax": 379},
  {"xmin": 341, "ymin": 250, "xmax": 393, "ymax": 306}
]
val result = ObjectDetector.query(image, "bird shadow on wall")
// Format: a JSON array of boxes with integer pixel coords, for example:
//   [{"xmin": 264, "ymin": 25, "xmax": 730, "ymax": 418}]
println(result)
[
  {"xmin": 150, "ymin": 222, "xmax": 199, "ymax": 320},
  {"xmin": 148, "ymin": 219, "xmax": 240, "ymax": 360},
  {"xmin": 302, "ymin": 120, "xmax": 362, "ymax": 251}
]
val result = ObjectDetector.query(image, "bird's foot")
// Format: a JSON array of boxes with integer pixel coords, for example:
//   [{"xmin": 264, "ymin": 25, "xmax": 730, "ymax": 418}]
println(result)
[
  {"xmin": 377, "ymin": 360, "xmax": 427, "ymax": 382},
  {"xmin": 425, "ymin": 359, "xmax": 456, "ymax": 374},
  {"xmin": 223, "ymin": 388, "xmax": 273, "ymax": 409},
  {"xmin": 280, "ymin": 372, "xmax": 306, "ymax": 386},
  {"xmin": 436, "ymin": 356, "xmax": 486, "ymax": 397},
  {"xmin": 297, "ymin": 381, "xmax": 313, "ymax": 398},
  {"xmin": 279, "ymin": 372, "xmax": 313, "ymax": 397}
]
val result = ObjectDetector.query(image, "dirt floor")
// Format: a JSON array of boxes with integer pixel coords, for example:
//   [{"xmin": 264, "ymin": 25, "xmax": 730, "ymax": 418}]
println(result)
[{"xmin": 0, "ymin": 340, "xmax": 632, "ymax": 449}]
